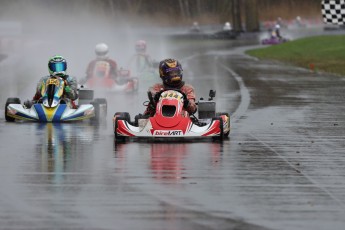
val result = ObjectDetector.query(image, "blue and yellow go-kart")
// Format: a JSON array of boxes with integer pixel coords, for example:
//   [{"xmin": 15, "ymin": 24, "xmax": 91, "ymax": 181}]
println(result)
[{"xmin": 5, "ymin": 76, "xmax": 95, "ymax": 122}]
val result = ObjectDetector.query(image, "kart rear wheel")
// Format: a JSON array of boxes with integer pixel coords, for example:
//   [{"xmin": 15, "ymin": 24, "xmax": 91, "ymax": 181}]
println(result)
[
  {"xmin": 94, "ymin": 98, "xmax": 107, "ymax": 116},
  {"xmin": 216, "ymin": 112, "xmax": 230, "ymax": 137},
  {"xmin": 94, "ymin": 98, "xmax": 107, "ymax": 104},
  {"xmin": 90, "ymin": 101, "xmax": 100, "ymax": 122},
  {"xmin": 5, "ymin": 97, "xmax": 21, "ymax": 122},
  {"xmin": 114, "ymin": 112, "xmax": 130, "ymax": 122},
  {"xmin": 134, "ymin": 113, "xmax": 149, "ymax": 126}
]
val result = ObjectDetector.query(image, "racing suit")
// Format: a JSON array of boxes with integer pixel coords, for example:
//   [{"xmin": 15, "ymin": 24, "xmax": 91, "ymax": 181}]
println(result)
[
  {"xmin": 33, "ymin": 75, "xmax": 78, "ymax": 105},
  {"xmin": 144, "ymin": 81, "xmax": 197, "ymax": 116},
  {"xmin": 127, "ymin": 53, "xmax": 153, "ymax": 75},
  {"xmin": 275, "ymin": 28, "xmax": 282, "ymax": 39},
  {"xmin": 85, "ymin": 57, "xmax": 118, "ymax": 81}
]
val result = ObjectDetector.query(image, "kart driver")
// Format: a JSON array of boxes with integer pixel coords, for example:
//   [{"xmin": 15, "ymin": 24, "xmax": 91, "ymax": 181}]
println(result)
[
  {"xmin": 31, "ymin": 55, "xmax": 78, "ymax": 108},
  {"xmin": 84, "ymin": 43, "xmax": 118, "ymax": 82},
  {"xmin": 190, "ymin": 21, "xmax": 201, "ymax": 32},
  {"xmin": 223, "ymin": 22, "xmax": 232, "ymax": 31},
  {"xmin": 143, "ymin": 58, "xmax": 197, "ymax": 116},
  {"xmin": 274, "ymin": 24, "xmax": 282, "ymax": 39},
  {"xmin": 127, "ymin": 40, "xmax": 153, "ymax": 75}
]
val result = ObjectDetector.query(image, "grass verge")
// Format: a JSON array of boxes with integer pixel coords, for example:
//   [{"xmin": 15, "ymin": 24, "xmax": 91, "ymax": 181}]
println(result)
[{"xmin": 246, "ymin": 35, "xmax": 345, "ymax": 76}]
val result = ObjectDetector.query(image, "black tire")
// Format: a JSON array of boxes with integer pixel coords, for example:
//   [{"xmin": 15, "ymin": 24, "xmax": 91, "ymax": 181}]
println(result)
[
  {"xmin": 94, "ymin": 98, "xmax": 107, "ymax": 116},
  {"xmin": 216, "ymin": 112, "xmax": 230, "ymax": 137},
  {"xmin": 114, "ymin": 112, "xmax": 130, "ymax": 122},
  {"xmin": 94, "ymin": 98, "xmax": 107, "ymax": 105},
  {"xmin": 212, "ymin": 117, "xmax": 224, "ymax": 141},
  {"xmin": 134, "ymin": 113, "xmax": 149, "ymax": 126},
  {"xmin": 114, "ymin": 118, "xmax": 126, "ymax": 141},
  {"xmin": 114, "ymin": 113, "xmax": 130, "ymax": 141},
  {"xmin": 5, "ymin": 98, "xmax": 21, "ymax": 122},
  {"xmin": 90, "ymin": 101, "xmax": 100, "ymax": 122}
]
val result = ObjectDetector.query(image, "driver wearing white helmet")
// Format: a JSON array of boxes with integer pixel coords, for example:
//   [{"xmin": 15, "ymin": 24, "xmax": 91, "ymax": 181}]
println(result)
[
  {"xmin": 274, "ymin": 24, "xmax": 282, "ymax": 38},
  {"xmin": 84, "ymin": 43, "xmax": 118, "ymax": 81},
  {"xmin": 223, "ymin": 22, "xmax": 232, "ymax": 31}
]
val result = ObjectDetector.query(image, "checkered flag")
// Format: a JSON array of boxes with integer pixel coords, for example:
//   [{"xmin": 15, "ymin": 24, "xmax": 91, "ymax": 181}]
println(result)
[{"xmin": 322, "ymin": 0, "xmax": 345, "ymax": 25}]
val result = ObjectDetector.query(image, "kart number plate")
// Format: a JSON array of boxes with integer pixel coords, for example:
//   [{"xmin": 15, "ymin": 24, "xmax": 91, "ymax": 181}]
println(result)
[
  {"xmin": 161, "ymin": 91, "xmax": 182, "ymax": 100},
  {"xmin": 47, "ymin": 78, "xmax": 60, "ymax": 86}
]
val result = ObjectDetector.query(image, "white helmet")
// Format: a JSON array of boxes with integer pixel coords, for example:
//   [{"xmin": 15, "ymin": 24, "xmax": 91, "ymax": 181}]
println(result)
[
  {"xmin": 223, "ymin": 22, "xmax": 231, "ymax": 30},
  {"xmin": 95, "ymin": 43, "xmax": 109, "ymax": 57},
  {"xmin": 135, "ymin": 40, "xmax": 147, "ymax": 53}
]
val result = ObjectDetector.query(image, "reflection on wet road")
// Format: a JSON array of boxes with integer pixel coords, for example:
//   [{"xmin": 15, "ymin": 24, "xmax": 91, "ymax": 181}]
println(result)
[{"xmin": 1, "ymin": 37, "xmax": 345, "ymax": 230}]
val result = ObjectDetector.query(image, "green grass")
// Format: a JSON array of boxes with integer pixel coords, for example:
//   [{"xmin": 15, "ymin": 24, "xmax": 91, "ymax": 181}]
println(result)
[{"xmin": 246, "ymin": 35, "xmax": 345, "ymax": 76}]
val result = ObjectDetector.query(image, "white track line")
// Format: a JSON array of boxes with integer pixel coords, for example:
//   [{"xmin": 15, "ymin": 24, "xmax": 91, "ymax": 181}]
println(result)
[
  {"xmin": 218, "ymin": 63, "xmax": 250, "ymax": 123},
  {"xmin": 183, "ymin": 52, "xmax": 345, "ymax": 210}
]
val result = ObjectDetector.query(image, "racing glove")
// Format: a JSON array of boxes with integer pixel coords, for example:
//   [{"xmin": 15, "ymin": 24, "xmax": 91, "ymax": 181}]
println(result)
[
  {"xmin": 183, "ymin": 98, "xmax": 189, "ymax": 109},
  {"xmin": 65, "ymin": 85, "xmax": 71, "ymax": 93},
  {"xmin": 181, "ymin": 92, "xmax": 189, "ymax": 109},
  {"xmin": 153, "ymin": 91, "xmax": 163, "ymax": 102}
]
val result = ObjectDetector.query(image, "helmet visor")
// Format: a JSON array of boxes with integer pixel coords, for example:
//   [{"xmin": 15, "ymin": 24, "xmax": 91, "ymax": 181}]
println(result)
[
  {"xmin": 165, "ymin": 67, "xmax": 182, "ymax": 86},
  {"xmin": 166, "ymin": 67, "xmax": 182, "ymax": 77},
  {"xmin": 49, "ymin": 62, "xmax": 66, "ymax": 73}
]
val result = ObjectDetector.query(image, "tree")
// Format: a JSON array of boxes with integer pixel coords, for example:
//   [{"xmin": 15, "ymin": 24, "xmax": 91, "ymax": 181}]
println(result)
[
  {"xmin": 231, "ymin": 0, "xmax": 243, "ymax": 32},
  {"xmin": 245, "ymin": 0, "xmax": 260, "ymax": 32}
]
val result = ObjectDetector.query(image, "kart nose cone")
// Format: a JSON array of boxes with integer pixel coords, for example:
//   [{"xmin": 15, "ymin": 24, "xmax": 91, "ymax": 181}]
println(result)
[{"xmin": 154, "ymin": 96, "xmax": 184, "ymax": 128}]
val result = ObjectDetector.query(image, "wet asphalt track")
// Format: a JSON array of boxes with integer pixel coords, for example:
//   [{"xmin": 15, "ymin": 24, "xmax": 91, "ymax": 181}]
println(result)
[{"xmin": 1, "ymin": 30, "xmax": 345, "ymax": 230}]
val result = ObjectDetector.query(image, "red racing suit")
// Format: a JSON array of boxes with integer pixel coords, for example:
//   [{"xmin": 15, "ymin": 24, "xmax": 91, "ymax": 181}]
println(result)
[
  {"xmin": 144, "ymin": 82, "xmax": 197, "ymax": 116},
  {"xmin": 85, "ymin": 57, "xmax": 118, "ymax": 80},
  {"xmin": 127, "ymin": 53, "xmax": 153, "ymax": 75}
]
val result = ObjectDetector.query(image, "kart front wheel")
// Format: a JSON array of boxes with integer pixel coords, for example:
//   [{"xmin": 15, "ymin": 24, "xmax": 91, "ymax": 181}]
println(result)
[
  {"xmin": 114, "ymin": 112, "xmax": 131, "ymax": 141},
  {"xmin": 5, "ymin": 97, "xmax": 21, "ymax": 122},
  {"xmin": 216, "ymin": 112, "xmax": 230, "ymax": 137},
  {"xmin": 212, "ymin": 117, "xmax": 224, "ymax": 141}
]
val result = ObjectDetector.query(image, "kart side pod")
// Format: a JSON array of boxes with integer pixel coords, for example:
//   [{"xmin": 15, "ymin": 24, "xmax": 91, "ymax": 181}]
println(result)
[{"xmin": 198, "ymin": 90, "xmax": 216, "ymax": 119}]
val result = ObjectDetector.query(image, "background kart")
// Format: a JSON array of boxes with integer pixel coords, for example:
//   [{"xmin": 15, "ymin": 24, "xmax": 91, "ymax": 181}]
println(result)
[
  {"xmin": 262, "ymin": 36, "xmax": 289, "ymax": 45},
  {"xmin": 84, "ymin": 61, "xmax": 138, "ymax": 93},
  {"xmin": 113, "ymin": 89, "xmax": 230, "ymax": 141},
  {"xmin": 5, "ymin": 76, "xmax": 95, "ymax": 122}
]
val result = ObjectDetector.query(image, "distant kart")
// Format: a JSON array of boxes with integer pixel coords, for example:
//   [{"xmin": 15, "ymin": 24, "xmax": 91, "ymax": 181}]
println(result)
[
  {"xmin": 113, "ymin": 89, "xmax": 230, "ymax": 141},
  {"xmin": 84, "ymin": 61, "xmax": 138, "ymax": 93},
  {"xmin": 212, "ymin": 30, "xmax": 238, "ymax": 39},
  {"xmin": 5, "ymin": 76, "xmax": 95, "ymax": 122},
  {"xmin": 189, "ymin": 27, "xmax": 202, "ymax": 33},
  {"xmin": 262, "ymin": 36, "xmax": 289, "ymax": 45}
]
